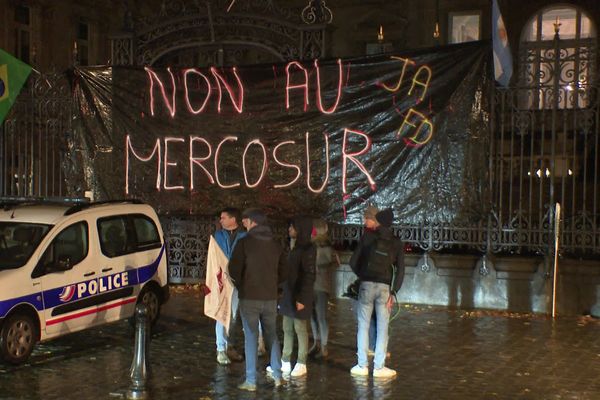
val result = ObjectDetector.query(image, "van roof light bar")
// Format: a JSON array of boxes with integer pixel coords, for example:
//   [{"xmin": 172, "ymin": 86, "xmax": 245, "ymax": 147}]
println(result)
[{"xmin": 64, "ymin": 199, "xmax": 145, "ymax": 216}]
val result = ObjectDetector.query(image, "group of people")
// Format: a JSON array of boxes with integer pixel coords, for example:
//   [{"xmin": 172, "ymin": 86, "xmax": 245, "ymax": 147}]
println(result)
[{"xmin": 206, "ymin": 205, "xmax": 404, "ymax": 391}]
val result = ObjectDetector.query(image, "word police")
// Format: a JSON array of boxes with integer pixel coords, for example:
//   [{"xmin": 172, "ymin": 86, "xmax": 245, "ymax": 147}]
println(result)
[{"xmin": 77, "ymin": 272, "xmax": 129, "ymax": 298}]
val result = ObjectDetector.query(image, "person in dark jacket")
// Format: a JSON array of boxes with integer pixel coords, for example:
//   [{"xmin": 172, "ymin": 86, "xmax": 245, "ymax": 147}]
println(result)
[
  {"xmin": 349, "ymin": 208, "xmax": 404, "ymax": 379},
  {"xmin": 353, "ymin": 205, "xmax": 379, "ymax": 354},
  {"xmin": 229, "ymin": 208, "xmax": 288, "ymax": 391},
  {"xmin": 278, "ymin": 216, "xmax": 316, "ymax": 377}
]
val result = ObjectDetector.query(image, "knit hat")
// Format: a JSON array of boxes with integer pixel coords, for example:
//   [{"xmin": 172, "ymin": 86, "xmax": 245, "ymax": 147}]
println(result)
[
  {"xmin": 364, "ymin": 204, "xmax": 379, "ymax": 221},
  {"xmin": 375, "ymin": 208, "xmax": 394, "ymax": 228},
  {"xmin": 242, "ymin": 208, "xmax": 267, "ymax": 225}
]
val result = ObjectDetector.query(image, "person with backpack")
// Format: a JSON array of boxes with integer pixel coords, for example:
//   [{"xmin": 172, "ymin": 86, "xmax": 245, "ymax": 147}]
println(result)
[{"xmin": 349, "ymin": 208, "xmax": 404, "ymax": 378}]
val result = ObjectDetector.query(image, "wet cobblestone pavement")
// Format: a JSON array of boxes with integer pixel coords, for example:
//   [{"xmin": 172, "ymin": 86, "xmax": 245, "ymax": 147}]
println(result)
[{"xmin": 3, "ymin": 289, "xmax": 600, "ymax": 399}]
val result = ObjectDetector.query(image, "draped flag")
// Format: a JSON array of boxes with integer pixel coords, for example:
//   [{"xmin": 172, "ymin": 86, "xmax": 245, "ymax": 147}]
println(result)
[
  {"xmin": 204, "ymin": 235, "xmax": 233, "ymax": 333},
  {"xmin": 0, "ymin": 48, "xmax": 32, "ymax": 124},
  {"xmin": 492, "ymin": 0, "xmax": 513, "ymax": 87}
]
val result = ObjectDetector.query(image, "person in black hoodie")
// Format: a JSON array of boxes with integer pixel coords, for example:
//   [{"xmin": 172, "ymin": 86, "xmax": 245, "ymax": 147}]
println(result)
[
  {"xmin": 349, "ymin": 208, "xmax": 404, "ymax": 379},
  {"xmin": 228, "ymin": 208, "xmax": 288, "ymax": 391},
  {"xmin": 278, "ymin": 216, "xmax": 316, "ymax": 377}
]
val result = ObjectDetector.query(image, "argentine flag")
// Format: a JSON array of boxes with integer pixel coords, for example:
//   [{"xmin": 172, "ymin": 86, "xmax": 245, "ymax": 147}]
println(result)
[{"xmin": 492, "ymin": 0, "xmax": 513, "ymax": 87}]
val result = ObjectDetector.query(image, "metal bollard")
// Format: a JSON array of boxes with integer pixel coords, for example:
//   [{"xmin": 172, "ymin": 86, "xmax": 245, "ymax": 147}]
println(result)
[{"xmin": 127, "ymin": 304, "xmax": 149, "ymax": 400}]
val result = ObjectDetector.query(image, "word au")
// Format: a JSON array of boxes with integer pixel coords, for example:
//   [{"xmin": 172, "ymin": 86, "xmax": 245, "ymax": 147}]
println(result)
[{"xmin": 145, "ymin": 56, "xmax": 434, "ymax": 146}]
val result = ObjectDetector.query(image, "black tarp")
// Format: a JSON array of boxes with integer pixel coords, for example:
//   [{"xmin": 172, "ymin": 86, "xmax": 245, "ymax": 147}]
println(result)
[{"xmin": 68, "ymin": 40, "xmax": 490, "ymax": 224}]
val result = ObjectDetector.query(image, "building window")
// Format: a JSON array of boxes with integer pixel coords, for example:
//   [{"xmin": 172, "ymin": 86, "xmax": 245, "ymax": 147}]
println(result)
[
  {"xmin": 76, "ymin": 21, "xmax": 90, "ymax": 66},
  {"xmin": 519, "ymin": 5, "xmax": 596, "ymax": 109},
  {"xmin": 14, "ymin": 4, "xmax": 31, "ymax": 63},
  {"xmin": 448, "ymin": 11, "xmax": 481, "ymax": 44}
]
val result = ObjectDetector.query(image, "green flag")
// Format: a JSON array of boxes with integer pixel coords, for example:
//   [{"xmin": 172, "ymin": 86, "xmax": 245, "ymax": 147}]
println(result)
[{"xmin": 0, "ymin": 48, "xmax": 32, "ymax": 125}]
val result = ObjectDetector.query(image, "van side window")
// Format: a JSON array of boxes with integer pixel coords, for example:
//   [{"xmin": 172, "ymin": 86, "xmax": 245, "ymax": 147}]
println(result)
[
  {"xmin": 98, "ymin": 217, "xmax": 129, "ymax": 258},
  {"xmin": 132, "ymin": 216, "xmax": 161, "ymax": 250},
  {"xmin": 0, "ymin": 222, "xmax": 51, "ymax": 270},
  {"xmin": 39, "ymin": 222, "xmax": 89, "ymax": 274}
]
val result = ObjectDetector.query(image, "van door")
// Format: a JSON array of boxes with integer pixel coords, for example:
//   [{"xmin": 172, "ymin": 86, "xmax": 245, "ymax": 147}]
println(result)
[
  {"xmin": 95, "ymin": 215, "xmax": 138, "ymax": 323},
  {"xmin": 34, "ymin": 221, "xmax": 100, "ymax": 336}
]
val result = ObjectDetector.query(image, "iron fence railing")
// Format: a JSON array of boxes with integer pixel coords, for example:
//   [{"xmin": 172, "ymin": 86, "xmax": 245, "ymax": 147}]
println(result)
[
  {"xmin": 2, "ymin": 75, "xmax": 598, "ymax": 282},
  {"xmin": 0, "ymin": 71, "xmax": 71, "ymax": 198},
  {"xmin": 2, "ymin": 31, "xmax": 598, "ymax": 281}
]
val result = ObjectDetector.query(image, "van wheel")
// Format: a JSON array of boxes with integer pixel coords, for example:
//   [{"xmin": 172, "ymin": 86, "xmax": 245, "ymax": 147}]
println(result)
[
  {"xmin": 137, "ymin": 286, "xmax": 161, "ymax": 327},
  {"xmin": 0, "ymin": 313, "xmax": 37, "ymax": 365}
]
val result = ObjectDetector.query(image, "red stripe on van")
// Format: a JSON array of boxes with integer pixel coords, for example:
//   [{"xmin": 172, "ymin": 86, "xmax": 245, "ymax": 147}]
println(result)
[{"xmin": 45, "ymin": 297, "xmax": 137, "ymax": 326}]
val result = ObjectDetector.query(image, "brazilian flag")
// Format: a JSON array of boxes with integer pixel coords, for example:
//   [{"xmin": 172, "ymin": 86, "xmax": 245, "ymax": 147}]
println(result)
[{"xmin": 0, "ymin": 48, "xmax": 32, "ymax": 125}]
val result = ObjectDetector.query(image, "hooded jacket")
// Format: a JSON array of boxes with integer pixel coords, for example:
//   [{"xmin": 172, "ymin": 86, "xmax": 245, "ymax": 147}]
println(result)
[
  {"xmin": 228, "ymin": 224, "xmax": 288, "ymax": 301},
  {"xmin": 279, "ymin": 216, "xmax": 316, "ymax": 320}
]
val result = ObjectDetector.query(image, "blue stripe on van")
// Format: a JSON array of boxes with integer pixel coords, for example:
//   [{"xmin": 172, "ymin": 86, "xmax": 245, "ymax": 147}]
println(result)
[
  {"xmin": 0, "ymin": 293, "xmax": 44, "ymax": 318},
  {"xmin": 0, "ymin": 244, "xmax": 165, "ymax": 319},
  {"xmin": 137, "ymin": 245, "xmax": 165, "ymax": 284}
]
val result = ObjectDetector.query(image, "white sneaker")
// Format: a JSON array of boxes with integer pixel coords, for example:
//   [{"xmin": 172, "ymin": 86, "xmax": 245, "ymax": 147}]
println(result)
[
  {"xmin": 350, "ymin": 364, "xmax": 369, "ymax": 376},
  {"xmin": 268, "ymin": 362, "xmax": 291, "ymax": 374},
  {"xmin": 373, "ymin": 366, "xmax": 397, "ymax": 378},
  {"xmin": 290, "ymin": 363, "xmax": 307, "ymax": 377}
]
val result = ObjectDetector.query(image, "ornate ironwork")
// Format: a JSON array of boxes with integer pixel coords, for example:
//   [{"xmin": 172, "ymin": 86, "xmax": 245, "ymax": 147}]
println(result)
[
  {"xmin": 519, "ymin": 38, "xmax": 596, "ymax": 109},
  {"xmin": 161, "ymin": 214, "xmax": 289, "ymax": 283},
  {"xmin": 160, "ymin": 215, "xmax": 215, "ymax": 283},
  {"xmin": 111, "ymin": 34, "xmax": 135, "ymax": 66},
  {"xmin": 301, "ymin": 0, "xmax": 333, "ymax": 25},
  {"xmin": 1, "ymin": 71, "xmax": 71, "ymax": 198},
  {"xmin": 479, "ymin": 255, "xmax": 490, "ymax": 276},
  {"xmin": 492, "ymin": 43, "xmax": 599, "ymax": 258},
  {"xmin": 110, "ymin": 0, "xmax": 328, "ymax": 66}
]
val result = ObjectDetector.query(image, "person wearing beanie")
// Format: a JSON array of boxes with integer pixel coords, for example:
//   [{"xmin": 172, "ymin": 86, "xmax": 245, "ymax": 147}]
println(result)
[
  {"xmin": 349, "ymin": 207, "xmax": 404, "ymax": 379},
  {"xmin": 229, "ymin": 208, "xmax": 288, "ymax": 391},
  {"xmin": 375, "ymin": 209, "xmax": 394, "ymax": 228},
  {"xmin": 241, "ymin": 208, "xmax": 268, "ymax": 226},
  {"xmin": 352, "ymin": 207, "xmax": 380, "ymax": 354}
]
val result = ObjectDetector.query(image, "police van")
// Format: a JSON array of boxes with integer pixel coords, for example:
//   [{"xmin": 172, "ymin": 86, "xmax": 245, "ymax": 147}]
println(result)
[{"xmin": 0, "ymin": 199, "xmax": 169, "ymax": 364}]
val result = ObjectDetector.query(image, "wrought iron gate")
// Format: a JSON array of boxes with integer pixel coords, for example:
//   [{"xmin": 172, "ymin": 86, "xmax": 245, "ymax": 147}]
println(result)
[
  {"xmin": 0, "ymin": 71, "xmax": 71, "ymax": 198},
  {"xmin": 1, "ymin": 11, "xmax": 598, "ymax": 283},
  {"xmin": 110, "ymin": 0, "xmax": 330, "ymax": 67}
]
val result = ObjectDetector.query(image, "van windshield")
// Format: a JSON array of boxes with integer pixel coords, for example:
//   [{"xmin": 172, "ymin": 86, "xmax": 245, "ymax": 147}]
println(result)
[{"xmin": 0, "ymin": 222, "xmax": 52, "ymax": 270}]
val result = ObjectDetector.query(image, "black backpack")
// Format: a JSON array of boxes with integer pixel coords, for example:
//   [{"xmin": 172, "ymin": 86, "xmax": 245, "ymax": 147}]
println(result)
[{"xmin": 362, "ymin": 235, "xmax": 396, "ymax": 281}]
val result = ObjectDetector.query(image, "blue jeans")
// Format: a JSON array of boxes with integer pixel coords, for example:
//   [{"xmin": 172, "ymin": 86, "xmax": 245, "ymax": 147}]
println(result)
[
  {"xmin": 353, "ymin": 298, "xmax": 377, "ymax": 352},
  {"xmin": 216, "ymin": 288, "xmax": 239, "ymax": 351},
  {"xmin": 311, "ymin": 291, "xmax": 329, "ymax": 347},
  {"xmin": 356, "ymin": 281, "xmax": 391, "ymax": 369},
  {"xmin": 239, "ymin": 299, "xmax": 282, "ymax": 384}
]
